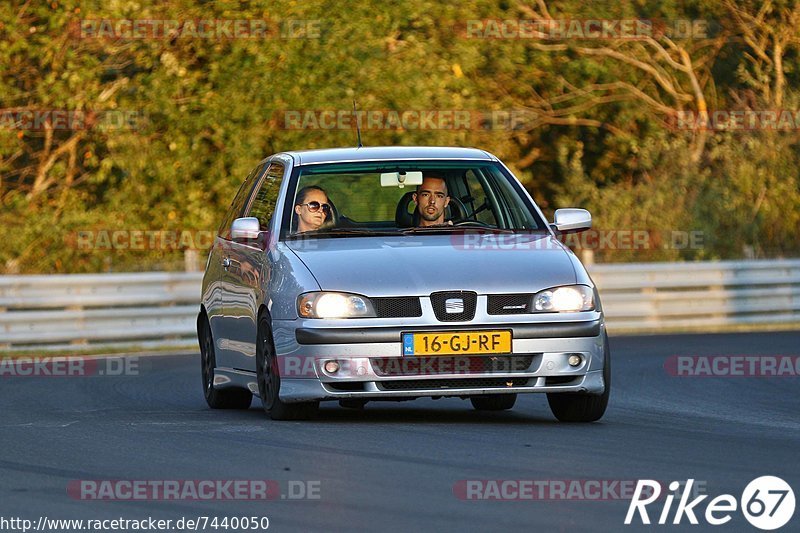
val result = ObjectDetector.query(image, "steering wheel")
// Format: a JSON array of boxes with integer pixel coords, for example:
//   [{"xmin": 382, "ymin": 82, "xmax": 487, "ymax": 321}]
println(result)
[
  {"xmin": 324, "ymin": 199, "xmax": 340, "ymax": 227},
  {"xmin": 447, "ymin": 196, "xmax": 468, "ymax": 223},
  {"xmin": 455, "ymin": 220, "xmax": 493, "ymax": 228}
]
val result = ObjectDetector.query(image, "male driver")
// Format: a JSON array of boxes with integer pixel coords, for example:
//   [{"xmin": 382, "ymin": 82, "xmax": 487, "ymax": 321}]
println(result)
[{"xmin": 413, "ymin": 174, "xmax": 452, "ymax": 226}]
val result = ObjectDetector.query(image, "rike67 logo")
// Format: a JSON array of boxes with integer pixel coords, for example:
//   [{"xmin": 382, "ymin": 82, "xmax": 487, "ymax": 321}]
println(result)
[{"xmin": 625, "ymin": 477, "xmax": 795, "ymax": 530}]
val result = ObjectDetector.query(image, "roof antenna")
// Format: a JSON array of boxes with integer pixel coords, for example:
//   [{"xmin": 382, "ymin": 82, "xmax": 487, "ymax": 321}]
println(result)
[{"xmin": 353, "ymin": 99, "xmax": 363, "ymax": 148}]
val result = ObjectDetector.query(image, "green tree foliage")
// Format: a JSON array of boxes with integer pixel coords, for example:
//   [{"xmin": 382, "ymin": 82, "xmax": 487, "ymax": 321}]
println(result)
[{"xmin": 1, "ymin": 0, "xmax": 798, "ymax": 272}]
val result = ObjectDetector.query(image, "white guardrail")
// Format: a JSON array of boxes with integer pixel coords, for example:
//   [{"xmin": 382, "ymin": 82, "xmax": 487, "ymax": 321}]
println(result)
[{"xmin": 1, "ymin": 260, "xmax": 799, "ymax": 351}]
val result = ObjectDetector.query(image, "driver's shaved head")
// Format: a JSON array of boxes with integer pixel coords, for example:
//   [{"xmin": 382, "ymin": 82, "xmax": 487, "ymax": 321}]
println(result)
[
  {"xmin": 416, "ymin": 173, "xmax": 447, "ymax": 195},
  {"xmin": 413, "ymin": 174, "xmax": 450, "ymax": 226}
]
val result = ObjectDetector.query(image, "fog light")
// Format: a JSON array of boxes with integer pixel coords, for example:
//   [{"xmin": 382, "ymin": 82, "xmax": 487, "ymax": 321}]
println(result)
[
  {"xmin": 568, "ymin": 354, "xmax": 583, "ymax": 367},
  {"xmin": 324, "ymin": 361, "xmax": 340, "ymax": 374}
]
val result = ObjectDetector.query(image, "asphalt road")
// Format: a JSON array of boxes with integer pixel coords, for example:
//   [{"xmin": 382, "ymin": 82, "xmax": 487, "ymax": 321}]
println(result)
[{"xmin": 1, "ymin": 331, "xmax": 799, "ymax": 533}]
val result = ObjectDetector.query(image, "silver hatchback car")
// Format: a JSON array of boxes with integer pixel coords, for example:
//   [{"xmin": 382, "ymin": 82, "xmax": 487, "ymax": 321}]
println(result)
[{"xmin": 198, "ymin": 146, "xmax": 610, "ymax": 421}]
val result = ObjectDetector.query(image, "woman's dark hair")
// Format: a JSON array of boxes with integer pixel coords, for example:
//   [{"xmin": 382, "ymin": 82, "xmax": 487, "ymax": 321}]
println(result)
[{"xmin": 295, "ymin": 185, "xmax": 327, "ymax": 206}]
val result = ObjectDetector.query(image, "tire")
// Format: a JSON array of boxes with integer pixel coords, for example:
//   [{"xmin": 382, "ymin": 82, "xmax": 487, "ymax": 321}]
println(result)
[
  {"xmin": 547, "ymin": 331, "xmax": 611, "ymax": 422},
  {"xmin": 256, "ymin": 315, "xmax": 318, "ymax": 421},
  {"xmin": 199, "ymin": 315, "xmax": 252, "ymax": 409},
  {"xmin": 470, "ymin": 393, "xmax": 517, "ymax": 411}
]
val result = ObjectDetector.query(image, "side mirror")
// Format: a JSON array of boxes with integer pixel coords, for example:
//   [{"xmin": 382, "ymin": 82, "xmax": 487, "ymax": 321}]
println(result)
[
  {"xmin": 230, "ymin": 217, "xmax": 261, "ymax": 241},
  {"xmin": 552, "ymin": 208, "xmax": 592, "ymax": 233}
]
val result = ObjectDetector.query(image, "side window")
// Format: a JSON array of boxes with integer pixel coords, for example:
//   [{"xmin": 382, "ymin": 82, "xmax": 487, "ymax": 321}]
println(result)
[
  {"xmin": 217, "ymin": 164, "xmax": 265, "ymax": 239},
  {"xmin": 246, "ymin": 162, "xmax": 285, "ymax": 230}
]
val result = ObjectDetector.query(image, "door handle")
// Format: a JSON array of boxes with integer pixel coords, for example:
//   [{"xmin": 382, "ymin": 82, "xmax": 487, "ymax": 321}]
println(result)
[{"xmin": 222, "ymin": 257, "xmax": 231, "ymax": 269}]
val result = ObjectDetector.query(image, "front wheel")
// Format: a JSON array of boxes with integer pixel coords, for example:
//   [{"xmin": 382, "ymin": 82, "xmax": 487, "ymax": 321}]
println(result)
[
  {"xmin": 199, "ymin": 316, "xmax": 252, "ymax": 409},
  {"xmin": 547, "ymin": 332, "xmax": 611, "ymax": 422},
  {"xmin": 256, "ymin": 315, "xmax": 318, "ymax": 421}
]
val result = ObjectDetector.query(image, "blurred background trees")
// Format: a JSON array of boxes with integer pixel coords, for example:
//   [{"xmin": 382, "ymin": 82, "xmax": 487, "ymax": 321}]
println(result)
[{"xmin": 1, "ymin": 0, "xmax": 799, "ymax": 272}]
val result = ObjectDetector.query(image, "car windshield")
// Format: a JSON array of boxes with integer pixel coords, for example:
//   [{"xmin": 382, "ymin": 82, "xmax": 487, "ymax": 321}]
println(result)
[{"xmin": 283, "ymin": 160, "xmax": 545, "ymax": 238}]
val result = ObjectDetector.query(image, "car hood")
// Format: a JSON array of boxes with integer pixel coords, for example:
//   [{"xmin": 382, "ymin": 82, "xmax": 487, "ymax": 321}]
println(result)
[{"xmin": 285, "ymin": 233, "xmax": 578, "ymax": 296}]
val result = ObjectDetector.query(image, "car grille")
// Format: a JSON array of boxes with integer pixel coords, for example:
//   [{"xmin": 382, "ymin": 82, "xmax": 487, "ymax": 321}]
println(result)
[
  {"xmin": 372, "ymin": 297, "xmax": 422, "ymax": 318},
  {"xmin": 379, "ymin": 377, "xmax": 530, "ymax": 391},
  {"xmin": 487, "ymin": 294, "xmax": 532, "ymax": 315},
  {"xmin": 325, "ymin": 382, "xmax": 365, "ymax": 391},
  {"xmin": 430, "ymin": 291, "xmax": 477, "ymax": 321},
  {"xmin": 371, "ymin": 355, "xmax": 535, "ymax": 376},
  {"xmin": 545, "ymin": 376, "xmax": 581, "ymax": 386}
]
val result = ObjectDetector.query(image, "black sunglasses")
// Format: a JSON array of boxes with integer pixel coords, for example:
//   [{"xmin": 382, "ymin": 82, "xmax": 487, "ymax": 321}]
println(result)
[{"xmin": 298, "ymin": 201, "xmax": 331, "ymax": 213}]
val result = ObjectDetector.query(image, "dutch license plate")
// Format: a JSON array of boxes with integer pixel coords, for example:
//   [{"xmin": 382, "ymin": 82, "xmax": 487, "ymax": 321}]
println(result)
[{"xmin": 402, "ymin": 330, "xmax": 512, "ymax": 356}]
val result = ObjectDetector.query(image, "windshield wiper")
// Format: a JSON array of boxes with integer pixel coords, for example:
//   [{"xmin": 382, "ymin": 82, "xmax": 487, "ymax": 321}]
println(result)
[
  {"xmin": 288, "ymin": 226, "xmax": 532, "ymax": 239},
  {"xmin": 287, "ymin": 228, "xmax": 401, "ymax": 239},
  {"xmin": 400, "ymin": 226, "xmax": 516, "ymax": 235}
]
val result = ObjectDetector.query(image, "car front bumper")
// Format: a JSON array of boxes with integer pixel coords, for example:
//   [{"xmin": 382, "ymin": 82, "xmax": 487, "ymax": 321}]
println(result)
[{"xmin": 268, "ymin": 315, "xmax": 608, "ymax": 403}]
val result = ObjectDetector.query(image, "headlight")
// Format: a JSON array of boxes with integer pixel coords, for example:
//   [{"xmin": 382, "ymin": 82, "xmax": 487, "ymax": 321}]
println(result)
[
  {"xmin": 533, "ymin": 285, "xmax": 594, "ymax": 312},
  {"xmin": 298, "ymin": 292, "xmax": 376, "ymax": 319}
]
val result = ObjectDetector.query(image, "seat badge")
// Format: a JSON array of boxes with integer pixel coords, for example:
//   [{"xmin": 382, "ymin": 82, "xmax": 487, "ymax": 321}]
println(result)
[{"xmin": 445, "ymin": 298, "xmax": 464, "ymax": 313}]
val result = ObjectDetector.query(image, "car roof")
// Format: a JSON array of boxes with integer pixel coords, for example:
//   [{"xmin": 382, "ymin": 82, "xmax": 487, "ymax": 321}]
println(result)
[{"xmin": 276, "ymin": 146, "xmax": 498, "ymax": 166}]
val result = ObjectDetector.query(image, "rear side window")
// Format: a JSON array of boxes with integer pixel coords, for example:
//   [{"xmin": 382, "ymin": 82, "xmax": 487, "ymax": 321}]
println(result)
[
  {"xmin": 217, "ymin": 163, "xmax": 266, "ymax": 239},
  {"xmin": 246, "ymin": 162, "xmax": 285, "ymax": 230}
]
